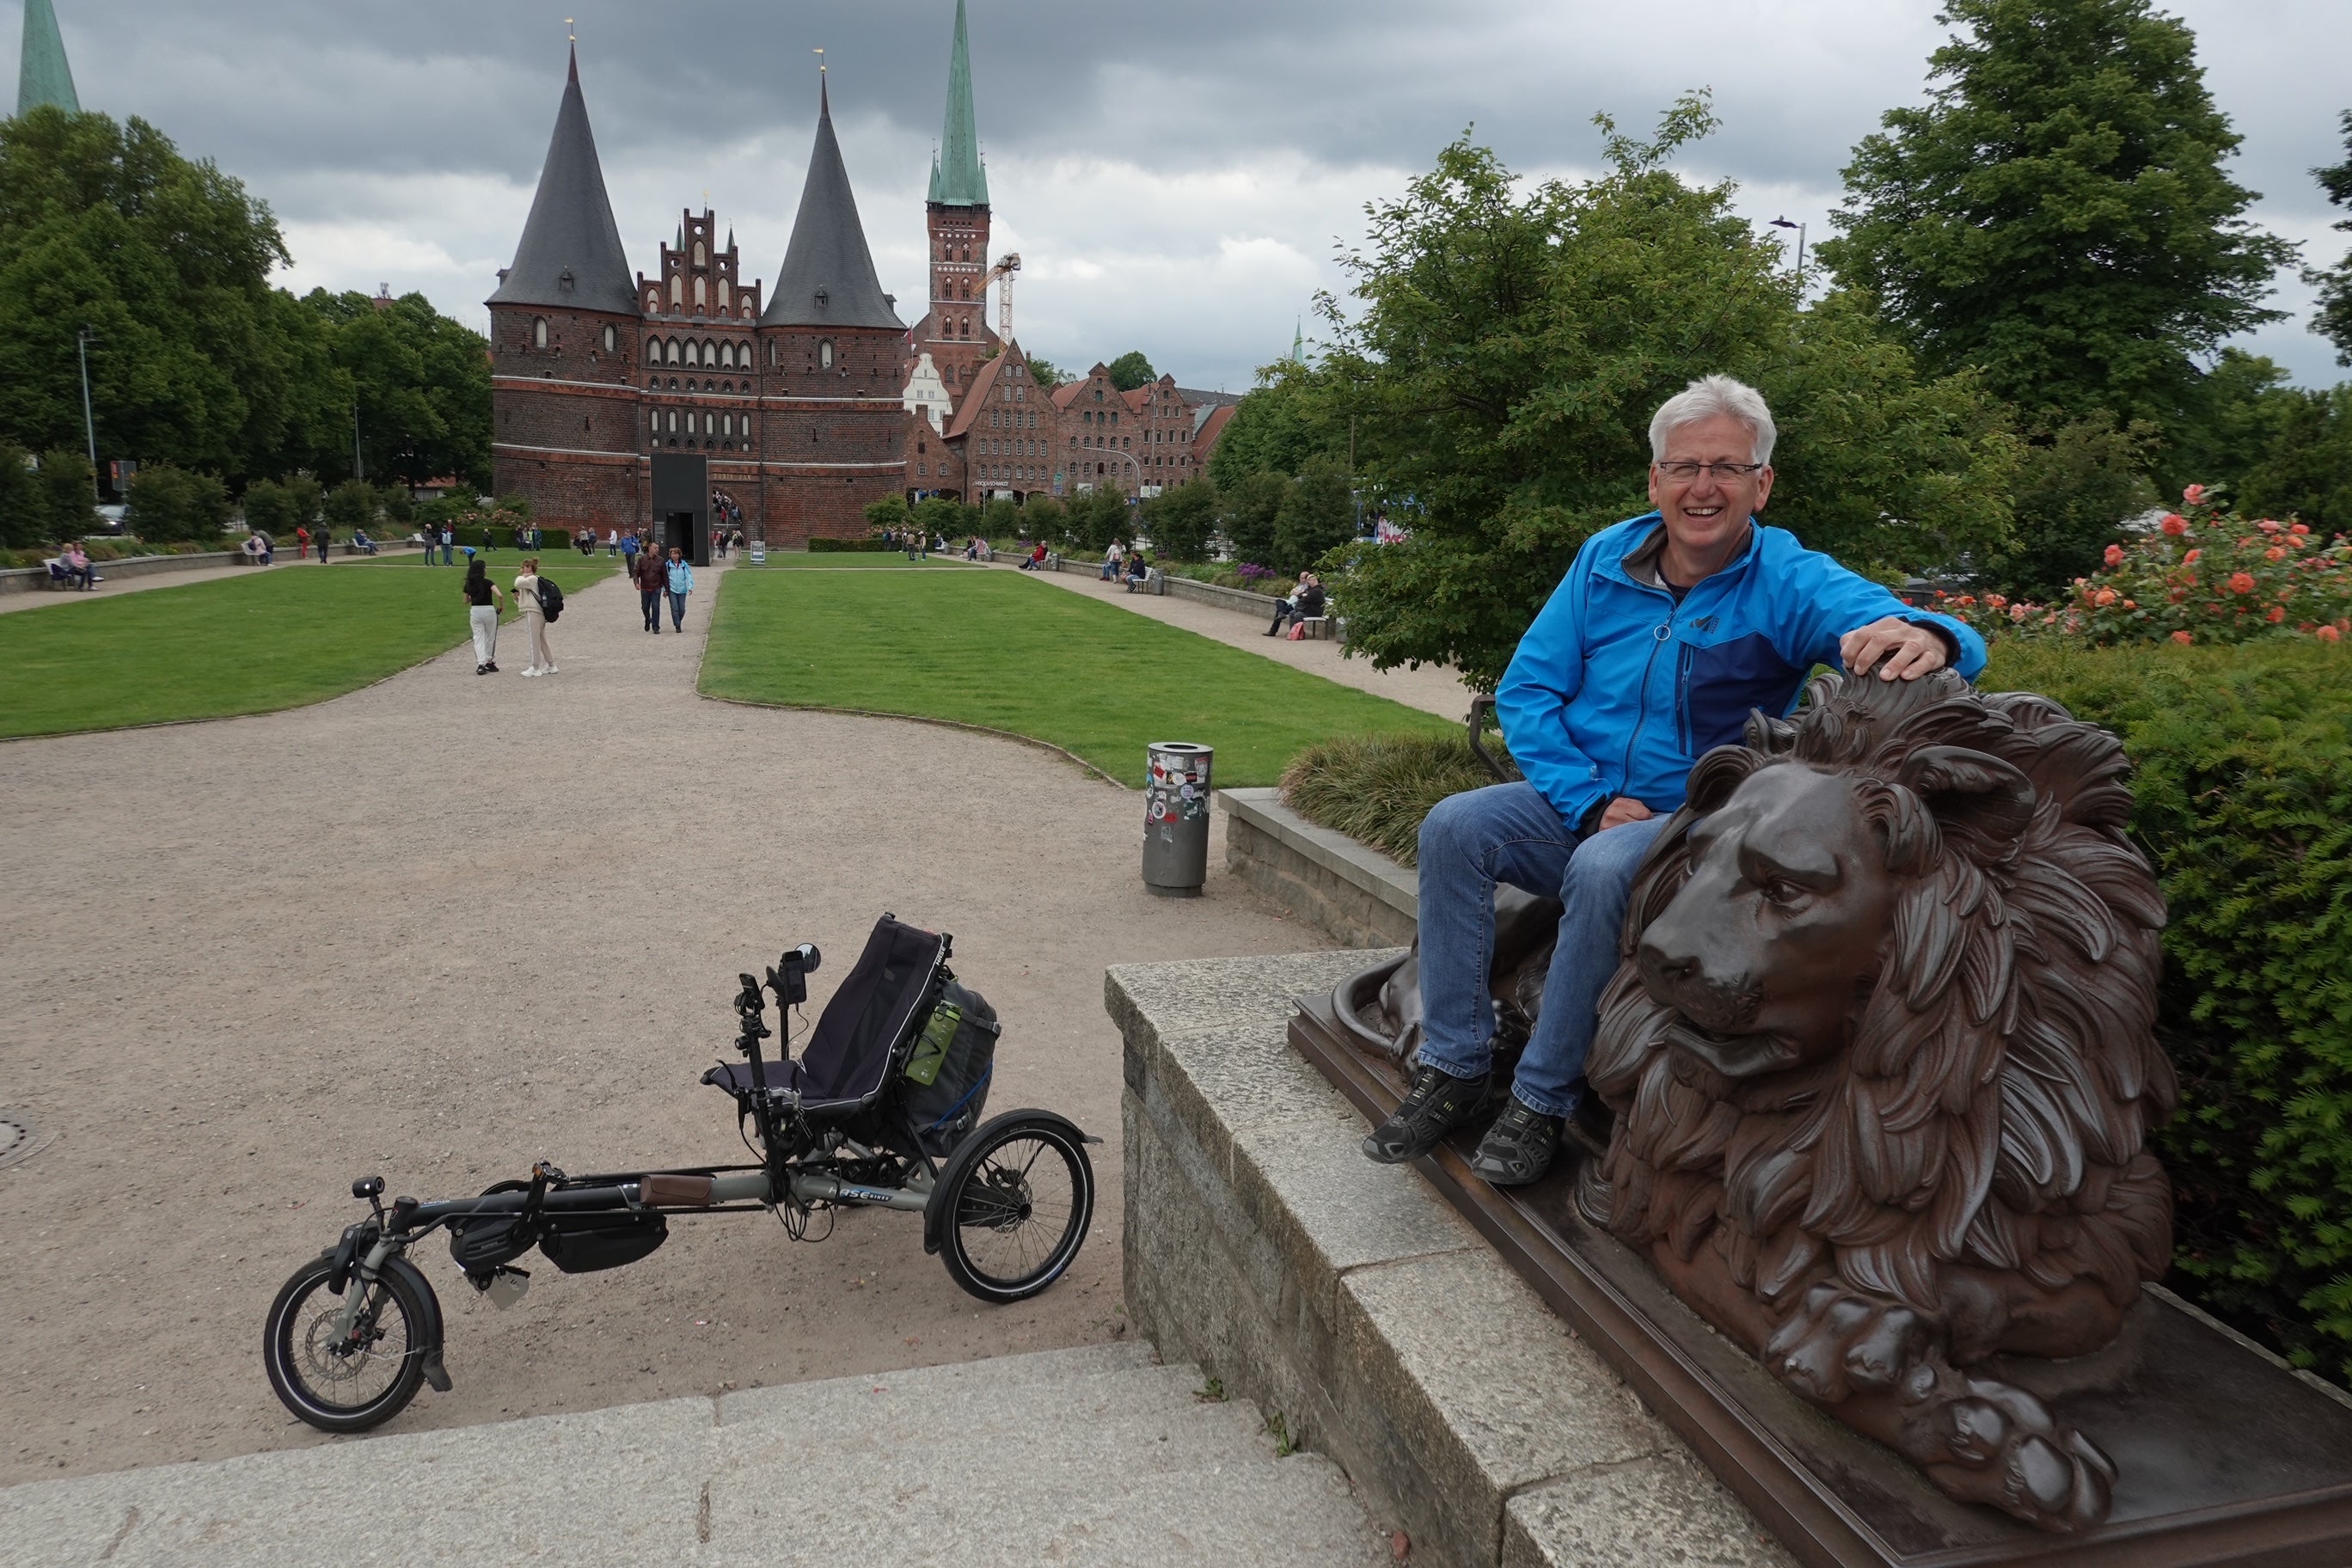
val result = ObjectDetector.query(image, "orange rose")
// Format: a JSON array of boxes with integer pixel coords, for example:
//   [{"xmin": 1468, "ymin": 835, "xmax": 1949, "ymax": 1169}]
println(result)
[
  {"xmin": 1986, "ymin": 593, "xmax": 2007, "ymax": 609},
  {"xmin": 2093, "ymin": 588, "xmax": 2118, "ymax": 607},
  {"xmin": 2171, "ymin": 630, "xmax": 2195, "ymax": 645},
  {"xmin": 2160, "ymin": 513, "xmax": 2190, "ymax": 536},
  {"xmin": 2184, "ymin": 548, "xmax": 2202, "ymax": 563},
  {"xmin": 2267, "ymin": 547, "xmax": 2287, "ymax": 561},
  {"xmin": 2184, "ymin": 485, "xmax": 2208, "ymax": 506},
  {"xmin": 2268, "ymin": 605, "xmax": 2287, "ymax": 623},
  {"xmin": 2228, "ymin": 572, "xmax": 2257, "ymax": 594},
  {"xmin": 2259, "ymin": 519, "xmax": 2283, "ymax": 534},
  {"xmin": 2292, "ymin": 522, "xmax": 2311, "ymax": 535},
  {"xmin": 2122, "ymin": 599, "xmax": 2137, "ymax": 609},
  {"xmin": 2318, "ymin": 625, "xmax": 2343, "ymax": 643},
  {"xmin": 2104, "ymin": 543, "xmax": 2125, "ymax": 567}
]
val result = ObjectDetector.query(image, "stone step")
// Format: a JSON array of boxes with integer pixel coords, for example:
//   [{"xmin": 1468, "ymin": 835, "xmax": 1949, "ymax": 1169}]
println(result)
[{"xmin": 1, "ymin": 1344, "xmax": 1387, "ymax": 1568}]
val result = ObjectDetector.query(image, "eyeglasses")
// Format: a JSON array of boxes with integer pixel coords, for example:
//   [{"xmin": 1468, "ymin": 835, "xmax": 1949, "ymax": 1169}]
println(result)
[{"xmin": 1655, "ymin": 460, "xmax": 1766, "ymax": 481}]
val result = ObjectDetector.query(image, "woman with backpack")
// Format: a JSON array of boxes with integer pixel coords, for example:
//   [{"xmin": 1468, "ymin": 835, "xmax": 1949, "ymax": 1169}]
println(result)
[
  {"xmin": 513, "ymin": 556, "xmax": 558, "ymax": 677},
  {"xmin": 461, "ymin": 555, "xmax": 503, "ymax": 675}
]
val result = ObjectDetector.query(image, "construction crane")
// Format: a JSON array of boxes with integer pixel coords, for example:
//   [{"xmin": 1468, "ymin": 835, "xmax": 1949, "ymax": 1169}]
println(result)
[{"xmin": 981, "ymin": 253, "xmax": 1021, "ymax": 341}]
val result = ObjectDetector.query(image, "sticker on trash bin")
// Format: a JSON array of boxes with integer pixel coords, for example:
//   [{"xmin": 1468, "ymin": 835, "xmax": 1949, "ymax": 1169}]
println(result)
[{"xmin": 1146, "ymin": 748, "xmax": 1211, "ymax": 826}]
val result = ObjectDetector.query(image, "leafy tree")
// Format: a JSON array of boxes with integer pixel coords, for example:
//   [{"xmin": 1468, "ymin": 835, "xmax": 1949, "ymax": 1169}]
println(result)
[
  {"xmin": 377, "ymin": 482, "xmax": 413, "ymax": 524},
  {"xmin": 0, "ymin": 443, "xmax": 43, "ymax": 548},
  {"xmin": 1819, "ymin": 0, "xmax": 2296, "ymax": 444},
  {"xmin": 2312, "ymin": 110, "xmax": 2352, "ymax": 365},
  {"xmin": 2165, "ymin": 348, "xmax": 2298, "ymax": 499},
  {"xmin": 863, "ymin": 493, "xmax": 911, "ymax": 530},
  {"xmin": 31, "ymin": 446, "xmax": 95, "ymax": 542},
  {"xmin": 1205, "ymin": 368, "xmax": 1336, "ymax": 488},
  {"xmin": 321, "ymin": 478, "xmax": 377, "ymax": 530},
  {"xmin": 126, "ymin": 462, "xmax": 229, "ymax": 543},
  {"xmin": 300, "ymin": 290, "xmax": 493, "ymax": 489},
  {"xmin": 1065, "ymin": 486, "xmax": 1130, "ymax": 553},
  {"xmin": 912, "ymin": 495, "xmax": 974, "ymax": 540},
  {"xmin": 1982, "ymin": 412, "xmax": 2159, "ymax": 596},
  {"xmin": 0, "ymin": 108, "xmax": 338, "ymax": 482},
  {"xmin": 1025, "ymin": 355, "xmax": 1070, "ymax": 390},
  {"xmin": 1219, "ymin": 470, "xmax": 1288, "ymax": 568},
  {"xmin": 241, "ymin": 477, "xmax": 298, "ymax": 538},
  {"xmin": 1320, "ymin": 104, "xmax": 2018, "ymax": 689},
  {"xmin": 980, "ymin": 497, "xmax": 1022, "ymax": 541},
  {"xmin": 1106, "ymin": 351, "xmax": 1156, "ymax": 392},
  {"xmin": 1142, "ymin": 475, "xmax": 1219, "ymax": 560},
  {"xmin": 1015, "ymin": 495, "xmax": 1063, "ymax": 542},
  {"xmin": 2238, "ymin": 384, "xmax": 2352, "ymax": 530},
  {"xmin": 493, "ymin": 493, "xmax": 532, "ymax": 520},
  {"xmin": 1278, "ymin": 454, "xmax": 1357, "ymax": 572}
]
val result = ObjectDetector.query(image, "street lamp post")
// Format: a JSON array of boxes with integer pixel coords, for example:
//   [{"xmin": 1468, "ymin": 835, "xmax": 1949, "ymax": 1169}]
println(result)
[
  {"xmin": 1768, "ymin": 217, "xmax": 1807, "ymax": 295},
  {"xmin": 76, "ymin": 326, "xmax": 99, "ymax": 499}
]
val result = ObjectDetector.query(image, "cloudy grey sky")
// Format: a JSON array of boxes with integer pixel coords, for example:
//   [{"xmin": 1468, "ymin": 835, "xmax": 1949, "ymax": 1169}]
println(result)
[{"xmin": 22, "ymin": 0, "xmax": 2351, "ymax": 392}]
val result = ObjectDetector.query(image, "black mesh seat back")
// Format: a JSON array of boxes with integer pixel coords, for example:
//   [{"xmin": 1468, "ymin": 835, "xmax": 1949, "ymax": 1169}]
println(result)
[{"xmin": 796, "ymin": 916, "xmax": 945, "ymax": 1106}]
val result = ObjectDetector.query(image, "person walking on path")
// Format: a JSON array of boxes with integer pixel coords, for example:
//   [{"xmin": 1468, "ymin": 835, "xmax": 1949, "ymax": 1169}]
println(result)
[
  {"xmin": 438, "ymin": 523, "xmax": 455, "ymax": 565},
  {"xmin": 314, "ymin": 525, "xmax": 332, "ymax": 563},
  {"xmin": 461, "ymin": 556, "xmax": 504, "ymax": 675},
  {"xmin": 1101, "ymin": 540, "xmax": 1124, "ymax": 580},
  {"xmin": 514, "ymin": 555, "xmax": 557, "ymax": 676},
  {"xmin": 622, "ymin": 531, "xmax": 640, "ymax": 573},
  {"xmin": 295, "ymin": 524, "xmax": 310, "ymax": 560},
  {"xmin": 633, "ymin": 543, "xmax": 665, "ymax": 632},
  {"xmin": 664, "ymin": 545, "xmax": 695, "ymax": 632}
]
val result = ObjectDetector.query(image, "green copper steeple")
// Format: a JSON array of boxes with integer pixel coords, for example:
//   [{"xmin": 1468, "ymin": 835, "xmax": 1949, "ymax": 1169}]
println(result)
[
  {"xmin": 17, "ymin": 0, "xmax": 80, "ymax": 116},
  {"xmin": 927, "ymin": 0, "xmax": 988, "ymax": 207}
]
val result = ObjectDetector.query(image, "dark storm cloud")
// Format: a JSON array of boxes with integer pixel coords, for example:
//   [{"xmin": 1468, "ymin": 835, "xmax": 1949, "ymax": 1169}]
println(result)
[{"xmin": 17, "ymin": 0, "xmax": 2352, "ymax": 389}]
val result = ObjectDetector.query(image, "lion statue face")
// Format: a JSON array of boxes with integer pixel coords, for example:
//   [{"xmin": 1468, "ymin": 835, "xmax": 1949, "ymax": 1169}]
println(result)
[{"xmin": 1634, "ymin": 763, "xmax": 1896, "ymax": 1078}]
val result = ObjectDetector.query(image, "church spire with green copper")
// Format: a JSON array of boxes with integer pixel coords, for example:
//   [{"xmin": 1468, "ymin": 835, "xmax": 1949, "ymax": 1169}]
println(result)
[
  {"xmin": 927, "ymin": 0, "xmax": 988, "ymax": 207},
  {"xmin": 17, "ymin": 0, "xmax": 81, "ymax": 116}
]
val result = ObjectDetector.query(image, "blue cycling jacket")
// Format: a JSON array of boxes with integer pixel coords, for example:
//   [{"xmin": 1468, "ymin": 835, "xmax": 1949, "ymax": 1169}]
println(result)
[{"xmin": 1494, "ymin": 513, "xmax": 1987, "ymax": 827}]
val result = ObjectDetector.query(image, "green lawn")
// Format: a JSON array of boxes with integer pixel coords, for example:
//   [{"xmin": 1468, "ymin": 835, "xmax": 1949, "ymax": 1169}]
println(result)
[
  {"xmin": 0, "ymin": 558, "xmax": 617, "ymax": 739},
  {"xmin": 700, "ymin": 567, "xmax": 1451, "ymax": 787}
]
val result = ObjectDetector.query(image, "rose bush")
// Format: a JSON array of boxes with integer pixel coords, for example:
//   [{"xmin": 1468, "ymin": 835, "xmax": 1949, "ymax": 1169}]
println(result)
[{"xmin": 1931, "ymin": 489, "xmax": 2352, "ymax": 646}]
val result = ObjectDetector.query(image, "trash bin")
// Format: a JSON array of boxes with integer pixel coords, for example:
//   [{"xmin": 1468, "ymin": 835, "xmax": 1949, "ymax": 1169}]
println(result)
[{"xmin": 1142, "ymin": 742, "xmax": 1214, "ymax": 897}]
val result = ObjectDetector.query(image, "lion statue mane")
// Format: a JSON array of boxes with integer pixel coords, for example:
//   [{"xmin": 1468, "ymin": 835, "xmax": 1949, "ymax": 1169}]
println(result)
[{"xmin": 1583, "ymin": 667, "xmax": 2177, "ymax": 1532}]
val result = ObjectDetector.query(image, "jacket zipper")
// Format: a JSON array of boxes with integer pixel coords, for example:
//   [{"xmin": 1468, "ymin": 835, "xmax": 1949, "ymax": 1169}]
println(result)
[
  {"xmin": 1619, "ymin": 582, "xmax": 1676, "ymax": 787},
  {"xmin": 1675, "ymin": 642, "xmax": 1695, "ymax": 756}
]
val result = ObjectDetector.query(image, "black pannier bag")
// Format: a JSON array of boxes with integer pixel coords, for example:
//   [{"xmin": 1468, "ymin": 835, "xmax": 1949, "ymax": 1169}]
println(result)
[
  {"xmin": 449, "ymin": 1180, "xmax": 539, "ymax": 1275},
  {"xmin": 901, "ymin": 979, "xmax": 999, "ymax": 1156},
  {"xmin": 539, "ymin": 1210, "xmax": 668, "ymax": 1274}
]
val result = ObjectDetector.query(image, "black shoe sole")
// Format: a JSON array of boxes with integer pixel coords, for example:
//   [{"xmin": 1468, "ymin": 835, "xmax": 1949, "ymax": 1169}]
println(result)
[{"xmin": 1360, "ymin": 1081, "xmax": 1497, "ymax": 1166}]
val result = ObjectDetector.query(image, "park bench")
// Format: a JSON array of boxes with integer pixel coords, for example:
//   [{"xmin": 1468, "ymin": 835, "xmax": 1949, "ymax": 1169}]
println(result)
[
  {"xmin": 42, "ymin": 558, "xmax": 98, "ymax": 591},
  {"xmin": 1292, "ymin": 616, "xmax": 1332, "ymax": 640}
]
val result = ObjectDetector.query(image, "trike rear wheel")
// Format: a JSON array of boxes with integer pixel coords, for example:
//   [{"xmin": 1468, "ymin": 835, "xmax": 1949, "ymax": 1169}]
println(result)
[
  {"xmin": 263, "ymin": 1253, "xmax": 431, "ymax": 1432},
  {"xmin": 935, "ymin": 1112, "xmax": 1094, "ymax": 1303}
]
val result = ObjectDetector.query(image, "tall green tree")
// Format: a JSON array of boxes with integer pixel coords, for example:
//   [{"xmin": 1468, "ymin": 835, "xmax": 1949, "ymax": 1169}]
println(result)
[
  {"xmin": 1819, "ymin": 0, "xmax": 2296, "ymax": 442},
  {"xmin": 1025, "ymin": 355, "xmax": 1070, "ymax": 390},
  {"xmin": 1205, "ymin": 367, "xmax": 1337, "ymax": 488},
  {"xmin": 1321, "ymin": 103, "xmax": 2018, "ymax": 689},
  {"xmin": 301, "ymin": 290, "xmax": 492, "ymax": 489},
  {"xmin": 0, "ymin": 107, "xmax": 339, "ymax": 484},
  {"xmin": 1105, "ymin": 351, "xmax": 1156, "ymax": 392},
  {"xmin": 2311, "ymin": 110, "xmax": 2352, "ymax": 364},
  {"xmin": 2238, "ymin": 384, "xmax": 2352, "ymax": 530},
  {"xmin": 126, "ymin": 462, "xmax": 229, "ymax": 543},
  {"xmin": 1141, "ymin": 475, "xmax": 1218, "ymax": 560}
]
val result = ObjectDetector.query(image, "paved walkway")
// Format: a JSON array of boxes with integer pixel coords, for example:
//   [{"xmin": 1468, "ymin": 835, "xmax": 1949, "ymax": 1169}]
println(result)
[
  {"xmin": 2, "ymin": 1344, "xmax": 1388, "ymax": 1566},
  {"xmin": 0, "ymin": 546, "xmax": 432, "ymax": 615},
  {"xmin": 989, "ymin": 559, "xmax": 1474, "ymax": 720},
  {"xmin": 0, "ymin": 560, "xmax": 1332, "ymax": 1485}
]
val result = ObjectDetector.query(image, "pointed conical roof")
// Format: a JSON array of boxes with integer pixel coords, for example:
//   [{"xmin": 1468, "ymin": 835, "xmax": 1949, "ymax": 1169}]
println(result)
[
  {"xmin": 927, "ymin": 0, "xmax": 988, "ymax": 207},
  {"xmin": 762, "ymin": 77, "xmax": 903, "ymax": 331},
  {"xmin": 487, "ymin": 48, "xmax": 637, "ymax": 315},
  {"xmin": 17, "ymin": 0, "xmax": 79, "ymax": 115}
]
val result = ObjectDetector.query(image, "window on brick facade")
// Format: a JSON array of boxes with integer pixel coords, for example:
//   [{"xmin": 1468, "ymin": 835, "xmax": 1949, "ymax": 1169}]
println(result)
[
  {"xmin": 684, "ymin": 340, "xmax": 700, "ymax": 368},
  {"xmin": 704, "ymin": 340, "xmax": 717, "ymax": 366},
  {"xmin": 694, "ymin": 277, "xmax": 707, "ymax": 309},
  {"xmin": 819, "ymin": 340, "xmax": 834, "ymax": 370},
  {"xmin": 720, "ymin": 279, "xmax": 730, "ymax": 309},
  {"xmin": 670, "ymin": 276, "xmax": 683, "ymax": 308},
  {"xmin": 532, "ymin": 316, "xmax": 548, "ymax": 348},
  {"xmin": 723, "ymin": 413, "xmax": 733, "ymax": 436},
  {"xmin": 646, "ymin": 290, "xmax": 658, "ymax": 312},
  {"xmin": 695, "ymin": 241, "xmax": 706, "ymax": 266}
]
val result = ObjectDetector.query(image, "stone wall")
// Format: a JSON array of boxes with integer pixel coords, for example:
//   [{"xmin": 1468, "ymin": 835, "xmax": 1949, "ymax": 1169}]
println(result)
[
  {"xmin": 1219, "ymin": 787, "xmax": 1418, "ymax": 948},
  {"xmin": 1110, "ymin": 952, "xmax": 1790, "ymax": 1568}
]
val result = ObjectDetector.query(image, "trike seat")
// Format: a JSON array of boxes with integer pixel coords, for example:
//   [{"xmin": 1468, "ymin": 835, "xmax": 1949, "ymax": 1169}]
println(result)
[{"xmin": 701, "ymin": 915, "xmax": 946, "ymax": 1118}]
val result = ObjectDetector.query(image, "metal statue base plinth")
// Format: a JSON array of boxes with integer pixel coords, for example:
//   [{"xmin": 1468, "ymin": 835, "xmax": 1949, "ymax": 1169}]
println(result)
[{"xmin": 1289, "ymin": 995, "xmax": 2352, "ymax": 1568}]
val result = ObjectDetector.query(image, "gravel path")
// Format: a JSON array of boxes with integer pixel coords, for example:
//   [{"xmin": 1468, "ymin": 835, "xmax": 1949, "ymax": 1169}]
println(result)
[
  {"xmin": 0, "ymin": 560, "xmax": 1331, "ymax": 1483},
  {"xmin": 989, "ymin": 559, "xmax": 1475, "ymax": 720}
]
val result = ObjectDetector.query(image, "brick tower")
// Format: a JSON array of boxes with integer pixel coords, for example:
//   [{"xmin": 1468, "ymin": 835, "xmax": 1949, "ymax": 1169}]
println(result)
[
  {"xmin": 486, "ymin": 48, "xmax": 644, "ymax": 531},
  {"xmin": 752, "ymin": 70, "xmax": 909, "ymax": 545},
  {"xmin": 912, "ymin": 0, "xmax": 994, "ymax": 401}
]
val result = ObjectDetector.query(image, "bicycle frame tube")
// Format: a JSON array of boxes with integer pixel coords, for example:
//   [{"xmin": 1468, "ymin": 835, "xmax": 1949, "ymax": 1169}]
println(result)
[{"xmin": 331, "ymin": 1234, "xmax": 402, "ymax": 1339}]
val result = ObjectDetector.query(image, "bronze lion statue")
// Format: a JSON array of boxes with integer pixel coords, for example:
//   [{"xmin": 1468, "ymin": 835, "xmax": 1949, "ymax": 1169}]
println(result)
[{"xmin": 1585, "ymin": 669, "xmax": 2173, "ymax": 1532}]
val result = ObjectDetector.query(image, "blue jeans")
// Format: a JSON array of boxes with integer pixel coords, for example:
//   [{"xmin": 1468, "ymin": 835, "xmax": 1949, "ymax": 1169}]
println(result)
[
  {"xmin": 668, "ymin": 590, "xmax": 688, "ymax": 629},
  {"xmin": 1415, "ymin": 782, "xmax": 1670, "ymax": 1117}
]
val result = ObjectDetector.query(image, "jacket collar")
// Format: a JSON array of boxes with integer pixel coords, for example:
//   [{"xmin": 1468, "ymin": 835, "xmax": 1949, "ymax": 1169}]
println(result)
[{"xmin": 1609, "ymin": 512, "xmax": 1761, "ymax": 591}]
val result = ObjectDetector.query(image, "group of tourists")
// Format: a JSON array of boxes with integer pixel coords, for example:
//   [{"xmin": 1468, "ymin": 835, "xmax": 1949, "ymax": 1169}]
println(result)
[
  {"xmin": 636, "ymin": 543, "xmax": 694, "ymax": 633},
  {"xmin": 879, "ymin": 526, "xmax": 946, "ymax": 560},
  {"xmin": 460, "ymin": 554, "xmax": 560, "ymax": 678}
]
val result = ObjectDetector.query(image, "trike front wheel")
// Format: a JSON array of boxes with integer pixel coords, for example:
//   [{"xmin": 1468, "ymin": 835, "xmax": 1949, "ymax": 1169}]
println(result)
[
  {"xmin": 263, "ymin": 1253, "xmax": 431, "ymax": 1432},
  {"xmin": 934, "ymin": 1112, "xmax": 1094, "ymax": 1303}
]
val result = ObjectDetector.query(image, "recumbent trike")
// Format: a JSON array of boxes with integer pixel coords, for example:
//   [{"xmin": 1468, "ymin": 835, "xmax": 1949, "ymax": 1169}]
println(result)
[{"xmin": 263, "ymin": 915, "xmax": 1097, "ymax": 1433}]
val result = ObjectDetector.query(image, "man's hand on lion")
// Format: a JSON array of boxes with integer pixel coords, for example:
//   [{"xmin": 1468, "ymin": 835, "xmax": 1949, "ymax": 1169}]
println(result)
[
  {"xmin": 1840, "ymin": 616, "xmax": 1954, "ymax": 682},
  {"xmin": 1597, "ymin": 797, "xmax": 1655, "ymax": 831}
]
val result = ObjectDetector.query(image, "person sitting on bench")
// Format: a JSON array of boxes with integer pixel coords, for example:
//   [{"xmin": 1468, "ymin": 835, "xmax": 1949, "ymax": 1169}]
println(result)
[
  {"xmin": 61, "ymin": 541, "xmax": 97, "ymax": 590},
  {"xmin": 352, "ymin": 529, "xmax": 377, "ymax": 555},
  {"xmin": 1124, "ymin": 551, "xmax": 1151, "ymax": 592},
  {"xmin": 1267, "ymin": 573, "xmax": 1325, "ymax": 634}
]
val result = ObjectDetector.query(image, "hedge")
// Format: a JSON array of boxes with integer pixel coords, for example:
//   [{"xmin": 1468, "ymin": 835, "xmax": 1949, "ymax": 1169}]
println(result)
[
  {"xmin": 1981, "ymin": 639, "xmax": 2352, "ymax": 1386},
  {"xmin": 807, "ymin": 536, "xmax": 895, "ymax": 553},
  {"xmin": 1281, "ymin": 638, "xmax": 2352, "ymax": 1386}
]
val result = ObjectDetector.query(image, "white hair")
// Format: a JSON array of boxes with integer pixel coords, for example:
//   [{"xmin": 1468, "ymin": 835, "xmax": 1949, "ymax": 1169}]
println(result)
[{"xmin": 1648, "ymin": 374, "xmax": 1777, "ymax": 466}]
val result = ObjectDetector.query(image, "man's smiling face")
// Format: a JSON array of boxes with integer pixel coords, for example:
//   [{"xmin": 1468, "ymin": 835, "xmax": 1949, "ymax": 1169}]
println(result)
[{"xmin": 1647, "ymin": 411, "xmax": 1775, "ymax": 566}]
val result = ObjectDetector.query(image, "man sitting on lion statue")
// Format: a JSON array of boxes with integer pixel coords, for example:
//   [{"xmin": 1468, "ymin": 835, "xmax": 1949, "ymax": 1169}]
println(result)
[{"xmin": 1356, "ymin": 373, "xmax": 2177, "ymax": 1532}]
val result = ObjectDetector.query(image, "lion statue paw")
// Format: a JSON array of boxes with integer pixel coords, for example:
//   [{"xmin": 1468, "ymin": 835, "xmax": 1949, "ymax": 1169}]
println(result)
[{"xmin": 1766, "ymin": 1283, "xmax": 2116, "ymax": 1534}]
